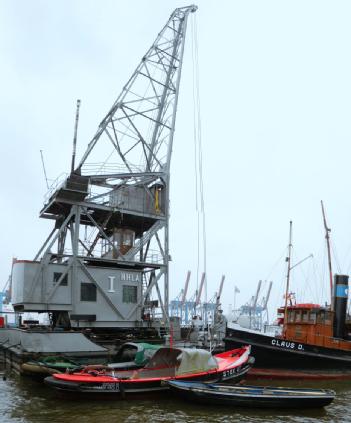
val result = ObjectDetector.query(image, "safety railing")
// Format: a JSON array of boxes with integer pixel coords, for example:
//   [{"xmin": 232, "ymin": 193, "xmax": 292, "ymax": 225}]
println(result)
[
  {"xmin": 60, "ymin": 244, "xmax": 163, "ymax": 264},
  {"xmin": 81, "ymin": 162, "xmax": 144, "ymax": 176},
  {"xmin": 43, "ymin": 172, "xmax": 69, "ymax": 204}
]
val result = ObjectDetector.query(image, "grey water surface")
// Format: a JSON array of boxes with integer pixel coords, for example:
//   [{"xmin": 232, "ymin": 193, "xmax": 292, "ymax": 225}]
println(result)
[{"xmin": 0, "ymin": 367, "xmax": 349, "ymax": 423}]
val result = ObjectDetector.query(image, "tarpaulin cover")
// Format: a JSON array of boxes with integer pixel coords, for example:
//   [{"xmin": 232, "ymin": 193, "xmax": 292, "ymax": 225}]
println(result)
[
  {"xmin": 134, "ymin": 343, "xmax": 162, "ymax": 366},
  {"xmin": 145, "ymin": 347, "xmax": 218, "ymax": 375},
  {"xmin": 175, "ymin": 348, "xmax": 218, "ymax": 375}
]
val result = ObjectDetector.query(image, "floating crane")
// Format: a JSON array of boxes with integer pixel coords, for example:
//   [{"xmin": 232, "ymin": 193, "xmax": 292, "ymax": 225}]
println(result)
[{"xmin": 10, "ymin": 6, "xmax": 197, "ymax": 333}]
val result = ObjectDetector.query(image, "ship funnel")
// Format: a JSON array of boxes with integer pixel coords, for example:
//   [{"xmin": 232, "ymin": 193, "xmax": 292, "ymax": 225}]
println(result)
[{"xmin": 333, "ymin": 274, "xmax": 348, "ymax": 339}]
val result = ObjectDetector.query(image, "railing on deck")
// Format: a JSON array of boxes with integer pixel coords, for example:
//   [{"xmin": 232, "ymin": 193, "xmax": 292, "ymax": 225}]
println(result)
[
  {"xmin": 81, "ymin": 163, "xmax": 144, "ymax": 176},
  {"xmin": 43, "ymin": 172, "xmax": 69, "ymax": 204},
  {"xmin": 57, "ymin": 244, "xmax": 162, "ymax": 264}
]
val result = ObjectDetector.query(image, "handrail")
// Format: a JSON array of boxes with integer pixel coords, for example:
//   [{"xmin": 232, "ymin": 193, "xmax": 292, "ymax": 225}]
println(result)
[
  {"xmin": 81, "ymin": 162, "xmax": 144, "ymax": 175},
  {"xmin": 43, "ymin": 172, "xmax": 68, "ymax": 203}
]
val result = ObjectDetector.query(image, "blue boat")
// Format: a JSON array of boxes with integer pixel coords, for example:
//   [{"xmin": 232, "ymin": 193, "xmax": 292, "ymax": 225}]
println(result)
[{"xmin": 167, "ymin": 380, "xmax": 335, "ymax": 408}]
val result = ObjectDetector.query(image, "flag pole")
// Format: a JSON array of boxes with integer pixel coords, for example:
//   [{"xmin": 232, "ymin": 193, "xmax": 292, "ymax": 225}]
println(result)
[{"xmin": 234, "ymin": 287, "xmax": 237, "ymax": 311}]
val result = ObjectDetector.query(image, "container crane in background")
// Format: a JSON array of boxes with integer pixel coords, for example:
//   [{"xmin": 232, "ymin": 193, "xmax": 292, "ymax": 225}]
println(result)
[
  {"xmin": 202, "ymin": 275, "xmax": 225, "ymax": 325},
  {"xmin": 170, "ymin": 273, "xmax": 225, "ymax": 327},
  {"xmin": 9, "ymin": 5, "xmax": 197, "ymax": 334},
  {"xmin": 0, "ymin": 263, "xmax": 17, "ymax": 327},
  {"xmin": 1, "ymin": 275, "xmax": 11, "ymax": 306},
  {"xmin": 169, "ymin": 271, "xmax": 192, "ymax": 324},
  {"xmin": 233, "ymin": 280, "xmax": 273, "ymax": 331},
  {"xmin": 170, "ymin": 272, "xmax": 205, "ymax": 326}
]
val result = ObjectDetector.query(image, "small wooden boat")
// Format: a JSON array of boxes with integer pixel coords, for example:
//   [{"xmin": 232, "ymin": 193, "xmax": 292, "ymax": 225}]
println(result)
[
  {"xmin": 81, "ymin": 342, "xmax": 162, "ymax": 372},
  {"xmin": 44, "ymin": 346, "xmax": 252, "ymax": 397},
  {"xmin": 167, "ymin": 380, "xmax": 336, "ymax": 408},
  {"xmin": 106, "ymin": 342, "xmax": 161, "ymax": 370},
  {"xmin": 22, "ymin": 342, "xmax": 161, "ymax": 377},
  {"xmin": 21, "ymin": 356, "xmax": 81, "ymax": 377}
]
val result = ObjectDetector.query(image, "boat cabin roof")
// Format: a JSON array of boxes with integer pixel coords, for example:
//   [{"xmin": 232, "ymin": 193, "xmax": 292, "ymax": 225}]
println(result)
[{"xmin": 278, "ymin": 303, "xmax": 328, "ymax": 313}]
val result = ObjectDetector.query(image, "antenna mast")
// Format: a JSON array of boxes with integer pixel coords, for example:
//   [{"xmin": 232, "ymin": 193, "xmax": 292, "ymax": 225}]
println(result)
[
  {"xmin": 40, "ymin": 150, "xmax": 49, "ymax": 189},
  {"xmin": 321, "ymin": 200, "xmax": 333, "ymax": 310},
  {"xmin": 283, "ymin": 221, "xmax": 293, "ymax": 335},
  {"xmin": 71, "ymin": 99, "xmax": 81, "ymax": 174}
]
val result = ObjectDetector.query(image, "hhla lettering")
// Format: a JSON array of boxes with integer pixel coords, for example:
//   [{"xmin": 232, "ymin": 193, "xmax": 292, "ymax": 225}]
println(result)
[{"xmin": 121, "ymin": 272, "xmax": 140, "ymax": 282}]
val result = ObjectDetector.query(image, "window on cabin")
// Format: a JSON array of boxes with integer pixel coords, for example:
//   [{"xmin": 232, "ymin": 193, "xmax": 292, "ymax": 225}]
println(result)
[
  {"xmin": 325, "ymin": 312, "xmax": 332, "ymax": 324},
  {"xmin": 317, "ymin": 312, "xmax": 325, "ymax": 324},
  {"xmin": 81, "ymin": 283, "xmax": 97, "ymax": 302},
  {"xmin": 122, "ymin": 285, "xmax": 137, "ymax": 303},
  {"xmin": 302, "ymin": 310, "xmax": 309, "ymax": 322},
  {"xmin": 295, "ymin": 311, "xmax": 301, "ymax": 322},
  {"xmin": 288, "ymin": 311, "xmax": 295, "ymax": 322},
  {"xmin": 309, "ymin": 312, "xmax": 317, "ymax": 323},
  {"xmin": 53, "ymin": 272, "xmax": 68, "ymax": 286}
]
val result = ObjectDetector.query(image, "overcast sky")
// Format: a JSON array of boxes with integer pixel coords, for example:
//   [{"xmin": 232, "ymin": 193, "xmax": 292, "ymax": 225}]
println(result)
[{"xmin": 1, "ymin": 0, "xmax": 351, "ymax": 320}]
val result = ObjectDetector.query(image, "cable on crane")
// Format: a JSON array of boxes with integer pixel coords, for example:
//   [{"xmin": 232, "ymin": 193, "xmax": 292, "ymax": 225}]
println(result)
[{"xmin": 191, "ymin": 12, "xmax": 207, "ymax": 305}]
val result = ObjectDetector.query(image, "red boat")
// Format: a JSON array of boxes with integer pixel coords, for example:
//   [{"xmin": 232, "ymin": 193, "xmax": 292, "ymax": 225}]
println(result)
[{"xmin": 44, "ymin": 346, "xmax": 253, "ymax": 397}]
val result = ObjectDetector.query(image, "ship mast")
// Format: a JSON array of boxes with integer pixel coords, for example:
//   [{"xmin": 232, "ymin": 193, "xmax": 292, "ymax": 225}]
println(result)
[
  {"xmin": 283, "ymin": 221, "xmax": 293, "ymax": 335},
  {"xmin": 321, "ymin": 200, "xmax": 333, "ymax": 310}
]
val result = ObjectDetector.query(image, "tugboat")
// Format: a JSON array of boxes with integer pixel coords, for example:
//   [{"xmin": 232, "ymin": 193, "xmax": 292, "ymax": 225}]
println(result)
[
  {"xmin": 225, "ymin": 292, "xmax": 351, "ymax": 368},
  {"xmin": 225, "ymin": 207, "xmax": 351, "ymax": 368}
]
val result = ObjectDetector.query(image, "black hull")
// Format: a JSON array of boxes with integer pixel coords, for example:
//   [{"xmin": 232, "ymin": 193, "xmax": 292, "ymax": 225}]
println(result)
[
  {"xmin": 44, "ymin": 362, "xmax": 252, "ymax": 398},
  {"xmin": 168, "ymin": 382, "xmax": 335, "ymax": 409},
  {"xmin": 225, "ymin": 327, "xmax": 351, "ymax": 369},
  {"xmin": 180, "ymin": 392, "xmax": 333, "ymax": 409}
]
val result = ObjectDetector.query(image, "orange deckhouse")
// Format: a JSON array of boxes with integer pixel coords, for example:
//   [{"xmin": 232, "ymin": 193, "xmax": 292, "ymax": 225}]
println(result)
[{"xmin": 280, "ymin": 304, "xmax": 351, "ymax": 352}]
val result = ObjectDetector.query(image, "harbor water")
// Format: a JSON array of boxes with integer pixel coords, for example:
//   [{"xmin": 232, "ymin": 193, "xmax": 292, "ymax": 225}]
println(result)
[{"xmin": 0, "ymin": 365, "xmax": 350, "ymax": 423}]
